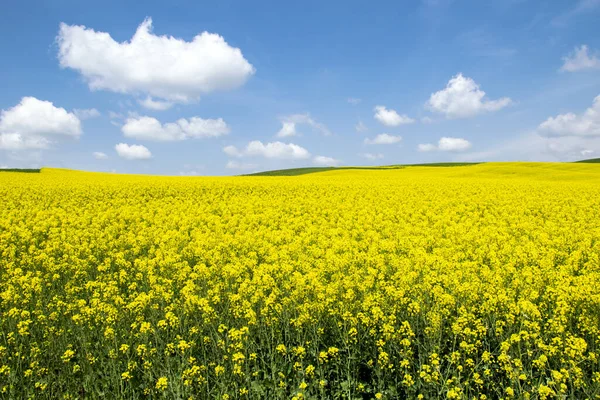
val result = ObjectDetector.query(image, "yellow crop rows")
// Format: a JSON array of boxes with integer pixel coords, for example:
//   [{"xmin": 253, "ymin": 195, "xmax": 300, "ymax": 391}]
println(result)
[{"xmin": 1, "ymin": 163, "xmax": 600, "ymax": 399}]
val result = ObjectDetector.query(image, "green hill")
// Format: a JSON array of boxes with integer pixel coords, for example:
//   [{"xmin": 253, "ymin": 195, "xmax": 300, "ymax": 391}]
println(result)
[
  {"xmin": 244, "ymin": 162, "xmax": 481, "ymax": 176},
  {"xmin": 575, "ymin": 158, "xmax": 600, "ymax": 163}
]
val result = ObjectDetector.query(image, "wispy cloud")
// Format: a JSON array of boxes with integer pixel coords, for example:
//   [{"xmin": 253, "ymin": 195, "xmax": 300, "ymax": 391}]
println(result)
[
  {"xmin": 355, "ymin": 121, "xmax": 368, "ymax": 133},
  {"xmin": 454, "ymin": 28, "xmax": 517, "ymax": 59},
  {"xmin": 552, "ymin": 0, "xmax": 600, "ymax": 26},
  {"xmin": 275, "ymin": 113, "xmax": 331, "ymax": 137}
]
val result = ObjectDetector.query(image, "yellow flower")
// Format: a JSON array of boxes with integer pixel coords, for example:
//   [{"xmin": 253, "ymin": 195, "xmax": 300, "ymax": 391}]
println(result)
[
  {"xmin": 276, "ymin": 344, "xmax": 287, "ymax": 354},
  {"xmin": 61, "ymin": 349, "xmax": 75, "ymax": 363},
  {"xmin": 155, "ymin": 376, "xmax": 168, "ymax": 391},
  {"xmin": 305, "ymin": 364, "xmax": 315, "ymax": 376}
]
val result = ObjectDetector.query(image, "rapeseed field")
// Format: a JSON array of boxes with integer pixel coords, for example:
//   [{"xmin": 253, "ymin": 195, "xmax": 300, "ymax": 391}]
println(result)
[{"xmin": 1, "ymin": 163, "xmax": 600, "ymax": 399}]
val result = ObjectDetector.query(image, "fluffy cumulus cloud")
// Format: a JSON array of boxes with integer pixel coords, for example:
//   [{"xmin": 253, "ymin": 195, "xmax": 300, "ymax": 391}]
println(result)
[
  {"xmin": 115, "ymin": 143, "xmax": 152, "ymax": 160},
  {"xmin": 418, "ymin": 137, "xmax": 472, "ymax": 152},
  {"xmin": 122, "ymin": 116, "xmax": 229, "ymax": 141},
  {"xmin": 57, "ymin": 18, "xmax": 255, "ymax": 103},
  {"xmin": 438, "ymin": 137, "xmax": 472, "ymax": 151},
  {"xmin": 0, "ymin": 134, "xmax": 49, "ymax": 151},
  {"xmin": 275, "ymin": 114, "xmax": 331, "ymax": 138},
  {"xmin": 364, "ymin": 133, "xmax": 402, "ymax": 145},
  {"xmin": 538, "ymin": 95, "xmax": 600, "ymax": 137},
  {"xmin": 313, "ymin": 155, "xmax": 340, "ymax": 166},
  {"xmin": 276, "ymin": 122, "xmax": 297, "ymax": 138},
  {"xmin": 373, "ymin": 106, "xmax": 414, "ymax": 127},
  {"xmin": 93, "ymin": 151, "xmax": 108, "ymax": 160},
  {"xmin": 561, "ymin": 45, "xmax": 600, "ymax": 72},
  {"xmin": 428, "ymin": 74, "xmax": 512, "ymax": 118},
  {"xmin": 223, "ymin": 141, "xmax": 310, "ymax": 160},
  {"xmin": 0, "ymin": 97, "xmax": 81, "ymax": 150}
]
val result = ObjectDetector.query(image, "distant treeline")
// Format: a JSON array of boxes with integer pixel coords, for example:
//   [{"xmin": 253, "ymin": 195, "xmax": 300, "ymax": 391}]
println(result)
[{"xmin": 0, "ymin": 169, "xmax": 41, "ymax": 173}]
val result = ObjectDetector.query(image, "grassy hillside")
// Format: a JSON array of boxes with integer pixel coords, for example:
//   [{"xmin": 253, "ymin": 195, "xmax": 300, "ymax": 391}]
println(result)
[
  {"xmin": 244, "ymin": 162, "xmax": 481, "ymax": 176},
  {"xmin": 575, "ymin": 158, "xmax": 600, "ymax": 163},
  {"xmin": 243, "ymin": 166, "xmax": 403, "ymax": 176}
]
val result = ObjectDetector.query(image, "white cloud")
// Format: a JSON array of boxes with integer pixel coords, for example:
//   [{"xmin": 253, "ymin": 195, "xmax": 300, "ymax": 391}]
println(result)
[
  {"xmin": 561, "ymin": 45, "xmax": 600, "ymax": 72},
  {"xmin": 454, "ymin": 132, "xmax": 600, "ymax": 163},
  {"xmin": 223, "ymin": 145, "xmax": 242, "ymax": 157},
  {"xmin": 313, "ymin": 155, "xmax": 340, "ymax": 166},
  {"xmin": 115, "ymin": 143, "xmax": 152, "ymax": 160},
  {"xmin": 0, "ymin": 134, "xmax": 50, "ymax": 151},
  {"xmin": 438, "ymin": 137, "xmax": 472, "ymax": 151},
  {"xmin": 538, "ymin": 95, "xmax": 600, "ymax": 137},
  {"xmin": 275, "ymin": 113, "xmax": 331, "ymax": 137},
  {"xmin": 276, "ymin": 122, "xmax": 297, "ymax": 138},
  {"xmin": 418, "ymin": 143, "xmax": 438, "ymax": 152},
  {"xmin": 364, "ymin": 133, "xmax": 402, "ymax": 145},
  {"xmin": 223, "ymin": 141, "xmax": 310, "ymax": 160},
  {"xmin": 418, "ymin": 137, "xmax": 472, "ymax": 152},
  {"xmin": 74, "ymin": 108, "xmax": 101, "ymax": 119},
  {"xmin": 421, "ymin": 116, "xmax": 434, "ymax": 124},
  {"xmin": 93, "ymin": 151, "xmax": 108, "ymax": 160},
  {"xmin": 428, "ymin": 74, "xmax": 512, "ymax": 118},
  {"xmin": 0, "ymin": 97, "xmax": 81, "ymax": 150},
  {"xmin": 373, "ymin": 106, "xmax": 415, "ymax": 127},
  {"xmin": 541, "ymin": 137, "xmax": 600, "ymax": 160},
  {"xmin": 122, "ymin": 116, "xmax": 229, "ymax": 141},
  {"xmin": 226, "ymin": 160, "xmax": 258, "ymax": 170},
  {"xmin": 347, "ymin": 97, "xmax": 361, "ymax": 105},
  {"xmin": 57, "ymin": 18, "xmax": 255, "ymax": 103},
  {"xmin": 361, "ymin": 153, "xmax": 384, "ymax": 160},
  {"xmin": 138, "ymin": 97, "xmax": 174, "ymax": 111},
  {"xmin": 355, "ymin": 121, "xmax": 368, "ymax": 132},
  {"xmin": 245, "ymin": 141, "xmax": 310, "ymax": 159},
  {"xmin": 1, "ymin": 97, "xmax": 81, "ymax": 137}
]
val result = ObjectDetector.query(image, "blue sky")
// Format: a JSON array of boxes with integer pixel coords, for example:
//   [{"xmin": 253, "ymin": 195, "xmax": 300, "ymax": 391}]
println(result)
[{"xmin": 1, "ymin": 0, "xmax": 600, "ymax": 175}]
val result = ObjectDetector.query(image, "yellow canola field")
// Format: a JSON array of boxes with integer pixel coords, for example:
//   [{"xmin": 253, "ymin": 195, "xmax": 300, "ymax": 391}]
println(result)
[{"xmin": 1, "ymin": 163, "xmax": 600, "ymax": 399}]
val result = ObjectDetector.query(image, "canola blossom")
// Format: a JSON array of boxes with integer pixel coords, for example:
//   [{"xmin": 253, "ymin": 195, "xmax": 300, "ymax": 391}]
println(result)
[{"xmin": 1, "ymin": 163, "xmax": 600, "ymax": 399}]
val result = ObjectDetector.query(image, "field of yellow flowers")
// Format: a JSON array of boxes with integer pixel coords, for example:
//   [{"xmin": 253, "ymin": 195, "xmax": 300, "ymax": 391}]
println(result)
[{"xmin": 1, "ymin": 163, "xmax": 600, "ymax": 399}]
